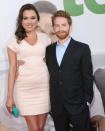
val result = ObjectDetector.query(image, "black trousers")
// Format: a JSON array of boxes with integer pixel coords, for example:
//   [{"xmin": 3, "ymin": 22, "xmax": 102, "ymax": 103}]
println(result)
[{"xmin": 51, "ymin": 107, "xmax": 90, "ymax": 131}]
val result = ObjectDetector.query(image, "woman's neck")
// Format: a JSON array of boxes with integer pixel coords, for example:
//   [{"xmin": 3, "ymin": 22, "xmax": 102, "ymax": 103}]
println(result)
[{"xmin": 26, "ymin": 30, "xmax": 36, "ymax": 37}]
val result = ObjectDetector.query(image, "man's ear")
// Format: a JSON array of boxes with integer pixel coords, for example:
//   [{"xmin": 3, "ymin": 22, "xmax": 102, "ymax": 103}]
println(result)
[{"xmin": 70, "ymin": 24, "xmax": 72, "ymax": 31}]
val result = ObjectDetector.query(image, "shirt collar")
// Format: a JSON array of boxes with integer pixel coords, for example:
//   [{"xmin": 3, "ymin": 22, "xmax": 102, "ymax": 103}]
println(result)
[{"xmin": 57, "ymin": 36, "xmax": 71, "ymax": 48}]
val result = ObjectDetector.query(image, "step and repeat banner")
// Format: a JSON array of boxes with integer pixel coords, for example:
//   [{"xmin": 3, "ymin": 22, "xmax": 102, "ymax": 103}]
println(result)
[{"xmin": 0, "ymin": 0, "xmax": 105, "ymax": 130}]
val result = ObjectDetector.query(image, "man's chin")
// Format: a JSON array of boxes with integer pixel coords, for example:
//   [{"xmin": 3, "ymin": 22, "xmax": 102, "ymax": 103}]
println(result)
[
  {"xmin": 56, "ymin": 35, "xmax": 67, "ymax": 40},
  {"xmin": 56, "ymin": 33, "xmax": 69, "ymax": 40}
]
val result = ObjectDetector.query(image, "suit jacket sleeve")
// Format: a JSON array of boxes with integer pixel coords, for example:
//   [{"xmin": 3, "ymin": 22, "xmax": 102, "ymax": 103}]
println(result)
[{"xmin": 81, "ymin": 45, "xmax": 93, "ymax": 104}]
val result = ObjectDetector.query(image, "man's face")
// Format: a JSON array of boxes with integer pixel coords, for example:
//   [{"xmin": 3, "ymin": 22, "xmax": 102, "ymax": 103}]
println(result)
[
  {"xmin": 38, "ymin": 13, "xmax": 57, "ymax": 43},
  {"xmin": 53, "ymin": 17, "xmax": 71, "ymax": 40}
]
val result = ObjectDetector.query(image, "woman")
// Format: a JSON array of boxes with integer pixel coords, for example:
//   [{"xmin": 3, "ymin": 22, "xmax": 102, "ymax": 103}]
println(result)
[{"xmin": 6, "ymin": 4, "xmax": 51, "ymax": 131}]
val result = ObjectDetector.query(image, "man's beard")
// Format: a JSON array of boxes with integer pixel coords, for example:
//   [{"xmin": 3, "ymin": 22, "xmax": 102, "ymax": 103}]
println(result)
[{"xmin": 55, "ymin": 30, "xmax": 69, "ymax": 40}]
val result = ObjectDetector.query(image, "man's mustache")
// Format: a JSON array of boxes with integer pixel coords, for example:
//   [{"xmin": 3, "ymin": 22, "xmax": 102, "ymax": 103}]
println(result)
[{"xmin": 56, "ymin": 31, "xmax": 66, "ymax": 34}]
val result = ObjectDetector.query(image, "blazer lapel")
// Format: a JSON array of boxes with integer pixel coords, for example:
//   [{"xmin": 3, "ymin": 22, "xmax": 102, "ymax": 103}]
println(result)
[
  {"xmin": 60, "ymin": 38, "xmax": 75, "ymax": 68},
  {"xmin": 53, "ymin": 43, "xmax": 60, "ymax": 68}
]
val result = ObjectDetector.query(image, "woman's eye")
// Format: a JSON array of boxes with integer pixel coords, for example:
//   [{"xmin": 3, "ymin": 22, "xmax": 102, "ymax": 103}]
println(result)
[
  {"xmin": 23, "ymin": 17, "xmax": 28, "ymax": 20},
  {"xmin": 23, "ymin": 16, "xmax": 36, "ymax": 20},
  {"xmin": 31, "ymin": 17, "xmax": 36, "ymax": 20}
]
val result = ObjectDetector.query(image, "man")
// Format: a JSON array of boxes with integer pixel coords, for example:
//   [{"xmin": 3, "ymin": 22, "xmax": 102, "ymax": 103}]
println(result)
[{"xmin": 46, "ymin": 10, "xmax": 93, "ymax": 131}]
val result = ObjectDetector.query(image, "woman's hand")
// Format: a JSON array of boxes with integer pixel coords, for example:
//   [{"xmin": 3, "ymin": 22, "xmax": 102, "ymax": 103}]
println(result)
[
  {"xmin": 6, "ymin": 96, "xmax": 16, "ymax": 113},
  {"xmin": 43, "ymin": 57, "xmax": 46, "ymax": 63}
]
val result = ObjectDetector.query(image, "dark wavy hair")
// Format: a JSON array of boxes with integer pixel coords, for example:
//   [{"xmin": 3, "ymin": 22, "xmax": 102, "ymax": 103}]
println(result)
[{"xmin": 15, "ymin": 4, "xmax": 40, "ymax": 44}]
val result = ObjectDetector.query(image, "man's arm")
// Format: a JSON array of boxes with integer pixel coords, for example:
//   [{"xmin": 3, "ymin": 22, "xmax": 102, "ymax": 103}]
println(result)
[{"xmin": 81, "ymin": 45, "xmax": 94, "ymax": 104}]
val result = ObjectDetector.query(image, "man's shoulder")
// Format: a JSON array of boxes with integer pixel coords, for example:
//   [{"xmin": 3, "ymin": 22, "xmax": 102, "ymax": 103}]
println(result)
[
  {"xmin": 71, "ymin": 38, "xmax": 89, "ymax": 49},
  {"xmin": 46, "ymin": 42, "xmax": 56, "ymax": 49}
]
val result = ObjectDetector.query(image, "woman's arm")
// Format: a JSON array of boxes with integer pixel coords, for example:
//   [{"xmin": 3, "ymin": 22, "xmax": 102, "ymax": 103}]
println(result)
[{"xmin": 6, "ymin": 48, "xmax": 17, "ymax": 113}]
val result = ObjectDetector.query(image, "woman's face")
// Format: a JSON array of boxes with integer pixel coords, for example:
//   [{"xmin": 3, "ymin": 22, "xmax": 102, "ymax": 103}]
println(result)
[{"xmin": 22, "ymin": 10, "xmax": 38, "ymax": 33}]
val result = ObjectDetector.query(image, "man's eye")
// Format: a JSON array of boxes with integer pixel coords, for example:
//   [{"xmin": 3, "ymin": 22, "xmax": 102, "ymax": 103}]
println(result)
[
  {"xmin": 62, "ymin": 24, "xmax": 66, "ymax": 26},
  {"xmin": 54, "ymin": 25, "xmax": 59, "ymax": 27},
  {"xmin": 50, "ymin": 32, "xmax": 55, "ymax": 36}
]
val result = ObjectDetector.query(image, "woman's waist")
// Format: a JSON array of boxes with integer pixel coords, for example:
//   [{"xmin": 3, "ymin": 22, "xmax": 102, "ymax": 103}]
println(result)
[
  {"xmin": 18, "ymin": 60, "xmax": 47, "ymax": 68},
  {"xmin": 19, "ymin": 64, "xmax": 48, "ymax": 72},
  {"xmin": 17, "ymin": 56, "xmax": 44, "ymax": 63},
  {"xmin": 16, "ymin": 72, "xmax": 49, "ymax": 84}
]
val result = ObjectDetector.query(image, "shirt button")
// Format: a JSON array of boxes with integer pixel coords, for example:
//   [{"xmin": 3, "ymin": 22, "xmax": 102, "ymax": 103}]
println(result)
[
  {"xmin": 59, "ymin": 81, "xmax": 63, "ymax": 85},
  {"xmin": 59, "ymin": 70, "xmax": 61, "ymax": 73}
]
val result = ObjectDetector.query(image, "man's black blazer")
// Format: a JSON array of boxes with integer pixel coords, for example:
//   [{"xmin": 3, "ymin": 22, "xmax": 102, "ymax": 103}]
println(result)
[{"xmin": 46, "ymin": 38, "xmax": 93, "ymax": 116}]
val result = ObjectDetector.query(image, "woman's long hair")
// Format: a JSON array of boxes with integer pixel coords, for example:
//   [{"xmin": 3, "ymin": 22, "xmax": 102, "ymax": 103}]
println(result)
[{"xmin": 15, "ymin": 4, "xmax": 40, "ymax": 44}]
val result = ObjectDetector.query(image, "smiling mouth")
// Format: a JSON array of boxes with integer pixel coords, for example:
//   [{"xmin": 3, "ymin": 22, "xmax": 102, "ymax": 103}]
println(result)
[{"xmin": 27, "ymin": 25, "xmax": 33, "ymax": 28}]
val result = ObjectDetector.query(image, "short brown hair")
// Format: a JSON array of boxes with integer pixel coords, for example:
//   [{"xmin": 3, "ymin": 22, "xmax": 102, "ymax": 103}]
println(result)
[{"xmin": 52, "ymin": 10, "xmax": 72, "ymax": 26}]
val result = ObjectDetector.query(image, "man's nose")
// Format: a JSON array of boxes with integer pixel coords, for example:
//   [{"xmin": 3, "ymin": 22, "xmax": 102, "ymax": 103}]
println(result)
[{"xmin": 58, "ymin": 26, "xmax": 63, "ymax": 31}]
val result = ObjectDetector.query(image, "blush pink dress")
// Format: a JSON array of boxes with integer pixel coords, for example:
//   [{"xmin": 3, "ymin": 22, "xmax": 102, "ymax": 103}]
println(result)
[{"xmin": 7, "ymin": 32, "xmax": 51, "ymax": 115}]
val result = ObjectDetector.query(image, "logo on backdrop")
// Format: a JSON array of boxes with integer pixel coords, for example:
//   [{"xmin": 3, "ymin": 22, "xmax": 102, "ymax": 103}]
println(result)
[{"xmin": 64, "ymin": 0, "xmax": 105, "ymax": 16}]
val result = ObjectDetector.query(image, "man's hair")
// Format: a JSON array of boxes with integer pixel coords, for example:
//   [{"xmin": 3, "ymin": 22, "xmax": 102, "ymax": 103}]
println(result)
[
  {"xmin": 33, "ymin": 1, "xmax": 57, "ymax": 14},
  {"xmin": 52, "ymin": 10, "xmax": 72, "ymax": 26}
]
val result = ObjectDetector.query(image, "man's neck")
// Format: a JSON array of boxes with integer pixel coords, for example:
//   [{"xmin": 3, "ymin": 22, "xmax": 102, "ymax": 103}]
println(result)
[{"xmin": 58, "ymin": 35, "xmax": 70, "ymax": 44}]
